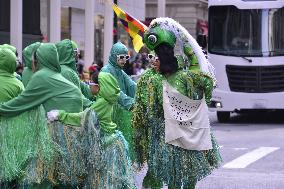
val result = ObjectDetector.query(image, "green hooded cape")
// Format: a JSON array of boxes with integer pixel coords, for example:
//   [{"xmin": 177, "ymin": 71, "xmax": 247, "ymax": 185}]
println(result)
[
  {"xmin": 56, "ymin": 39, "xmax": 92, "ymax": 108},
  {"xmin": 0, "ymin": 44, "xmax": 22, "ymax": 81},
  {"xmin": 0, "ymin": 48, "xmax": 24, "ymax": 103},
  {"xmin": 101, "ymin": 42, "xmax": 136, "ymax": 110},
  {"xmin": 22, "ymin": 42, "xmax": 41, "ymax": 87},
  {"xmin": 101, "ymin": 42, "xmax": 136, "ymax": 159},
  {"xmin": 59, "ymin": 72, "xmax": 120, "ymax": 134},
  {"xmin": 0, "ymin": 43, "xmax": 83, "ymax": 117}
]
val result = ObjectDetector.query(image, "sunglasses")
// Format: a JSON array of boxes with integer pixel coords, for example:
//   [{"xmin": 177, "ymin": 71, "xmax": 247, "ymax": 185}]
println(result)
[
  {"xmin": 117, "ymin": 54, "xmax": 130, "ymax": 60},
  {"xmin": 87, "ymin": 81, "xmax": 99, "ymax": 86},
  {"xmin": 148, "ymin": 54, "xmax": 159, "ymax": 61}
]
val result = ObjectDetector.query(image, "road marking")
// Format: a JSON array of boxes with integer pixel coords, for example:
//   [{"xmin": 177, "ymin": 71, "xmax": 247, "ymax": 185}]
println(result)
[
  {"xmin": 233, "ymin": 147, "xmax": 248, "ymax": 151},
  {"xmin": 223, "ymin": 147, "xmax": 280, "ymax": 169}
]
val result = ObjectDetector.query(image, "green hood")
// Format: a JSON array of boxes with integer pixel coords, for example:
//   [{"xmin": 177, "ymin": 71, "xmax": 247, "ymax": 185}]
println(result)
[
  {"xmin": 0, "ymin": 48, "xmax": 17, "ymax": 74},
  {"xmin": 0, "ymin": 44, "xmax": 17, "ymax": 54},
  {"xmin": 56, "ymin": 39, "xmax": 77, "ymax": 72},
  {"xmin": 36, "ymin": 43, "xmax": 61, "ymax": 72},
  {"xmin": 98, "ymin": 72, "xmax": 120, "ymax": 104},
  {"xmin": 108, "ymin": 42, "xmax": 128, "ymax": 69},
  {"xmin": 23, "ymin": 42, "xmax": 41, "ymax": 69}
]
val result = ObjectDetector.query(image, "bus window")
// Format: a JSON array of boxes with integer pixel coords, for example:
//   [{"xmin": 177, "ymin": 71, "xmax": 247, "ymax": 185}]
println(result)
[
  {"xmin": 269, "ymin": 7, "xmax": 284, "ymax": 56},
  {"xmin": 208, "ymin": 6, "xmax": 262, "ymax": 57}
]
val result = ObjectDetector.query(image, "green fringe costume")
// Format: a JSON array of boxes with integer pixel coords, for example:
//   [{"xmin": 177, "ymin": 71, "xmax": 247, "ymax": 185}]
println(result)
[
  {"xmin": 0, "ymin": 43, "xmax": 85, "ymax": 189},
  {"xmin": 131, "ymin": 18, "xmax": 222, "ymax": 189},
  {"xmin": 0, "ymin": 106, "xmax": 54, "ymax": 186},
  {"xmin": 58, "ymin": 72, "xmax": 135, "ymax": 189},
  {"xmin": 101, "ymin": 42, "xmax": 137, "ymax": 160}
]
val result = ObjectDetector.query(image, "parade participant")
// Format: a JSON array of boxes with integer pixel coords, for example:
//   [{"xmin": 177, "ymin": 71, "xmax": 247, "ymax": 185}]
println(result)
[
  {"xmin": 22, "ymin": 42, "xmax": 41, "ymax": 87},
  {"xmin": 132, "ymin": 18, "xmax": 221, "ymax": 189},
  {"xmin": 0, "ymin": 43, "xmax": 85, "ymax": 189},
  {"xmin": 56, "ymin": 39, "xmax": 93, "ymax": 109},
  {"xmin": 0, "ymin": 48, "xmax": 24, "ymax": 103},
  {"xmin": 132, "ymin": 53, "xmax": 187, "ymax": 188},
  {"xmin": 47, "ymin": 72, "xmax": 135, "ymax": 189},
  {"xmin": 0, "ymin": 44, "xmax": 22, "ymax": 81},
  {"xmin": 0, "ymin": 43, "xmax": 83, "ymax": 116},
  {"xmin": 101, "ymin": 42, "xmax": 136, "ymax": 159}
]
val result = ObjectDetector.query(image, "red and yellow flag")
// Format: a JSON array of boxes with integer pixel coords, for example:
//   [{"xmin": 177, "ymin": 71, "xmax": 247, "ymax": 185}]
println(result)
[{"xmin": 112, "ymin": 3, "xmax": 148, "ymax": 52}]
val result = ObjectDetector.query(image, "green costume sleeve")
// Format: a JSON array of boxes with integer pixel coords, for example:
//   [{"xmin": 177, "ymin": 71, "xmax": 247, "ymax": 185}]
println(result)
[
  {"xmin": 0, "ymin": 73, "xmax": 52, "ymax": 117},
  {"xmin": 118, "ymin": 91, "xmax": 135, "ymax": 110},
  {"xmin": 58, "ymin": 111, "xmax": 84, "ymax": 126},
  {"xmin": 184, "ymin": 44, "xmax": 199, "ymax": 71},
  {"xmin": 189, "ymin": 70, "xmax": 214, "ymax": 105}
]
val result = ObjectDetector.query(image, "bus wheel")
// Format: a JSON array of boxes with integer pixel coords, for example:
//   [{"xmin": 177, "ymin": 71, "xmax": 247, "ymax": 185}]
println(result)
[{"xmin": 217, "ymin": 111, "xmax": 230, "ymax": 123}]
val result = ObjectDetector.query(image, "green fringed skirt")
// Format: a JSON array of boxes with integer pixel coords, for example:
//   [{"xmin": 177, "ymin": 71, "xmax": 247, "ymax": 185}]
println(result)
[
  {"xmin": 0, "ymin": 106, "xmax": 54, "ymax": 184},
  {"xmin": 112, "ymin": 104, "xmax": 135, "ymax": 161},
  {"xmin": 44, "ymin": 109, "xmax": 101, "ymax": 186},
  {"xmin": 86, "ymin": 131, "xmax": 135, "ymax": 189},
  {"xmin": 146, "ymin": 117, "xmax": 222, "ymax": 188}
]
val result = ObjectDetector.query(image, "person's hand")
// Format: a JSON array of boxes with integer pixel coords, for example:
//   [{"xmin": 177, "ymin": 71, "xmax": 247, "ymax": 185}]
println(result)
[
  {"xmin": 47, "ymin": 110, "xmax": 59, "ymax": 122},
  {"xmin": 183, "ymin": 44, "xmax": 194, "ymax": 57}
]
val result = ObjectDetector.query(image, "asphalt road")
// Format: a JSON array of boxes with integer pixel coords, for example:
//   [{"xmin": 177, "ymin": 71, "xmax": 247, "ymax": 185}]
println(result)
[{"xmin": 135, "ymin": 111, "xmax": 284, "ymax": 189}]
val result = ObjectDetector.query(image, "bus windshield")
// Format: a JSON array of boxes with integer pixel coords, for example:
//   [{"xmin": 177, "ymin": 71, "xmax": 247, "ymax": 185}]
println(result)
[
  {"xmin": 208, "ymin": 6, "xmax": 262, "ymax": 57},
  {"xmin": 269, "ymin": 7, "xmax": 284, "ymax": 56}
]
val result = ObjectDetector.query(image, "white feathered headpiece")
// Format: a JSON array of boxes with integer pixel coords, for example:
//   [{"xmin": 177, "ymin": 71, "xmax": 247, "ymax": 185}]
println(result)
[{"xmin": 148, "ymin": 17, "xmax": 216, "ymax": 85}]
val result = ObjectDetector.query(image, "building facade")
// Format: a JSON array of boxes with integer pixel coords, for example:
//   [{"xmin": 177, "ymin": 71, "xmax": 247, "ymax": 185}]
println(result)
[
  {"xmin": 146, "ymin": 0, "xmax": 208, "ymax": 39},
  {"xmin": 0, "ymin": 0, "xmax": 145, "ymax": 67}
]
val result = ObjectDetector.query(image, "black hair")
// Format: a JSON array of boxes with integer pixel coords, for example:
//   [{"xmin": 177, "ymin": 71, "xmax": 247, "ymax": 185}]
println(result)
[
  {"xmin": 90, "ymin": 69, "xmax": 99, "ymax": 84},
  {"xmin": 154, "ymin": 43, "xmax": 178, "ymax": 75},
  {"xmin": 196, "ymin": 34, "xmax": 207, "ymax": 49}
]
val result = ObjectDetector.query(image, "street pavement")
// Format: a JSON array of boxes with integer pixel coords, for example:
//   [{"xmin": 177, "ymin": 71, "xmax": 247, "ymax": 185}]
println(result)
[{"xmin": 135, "ymin": 111, "xmax": 284, "ymax": 189}]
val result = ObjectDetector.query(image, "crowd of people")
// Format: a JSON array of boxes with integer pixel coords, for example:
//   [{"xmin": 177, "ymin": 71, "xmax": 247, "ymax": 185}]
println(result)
[{"xmin": 0, "ymin": 17, "xmax": 221, "ymax": 189}]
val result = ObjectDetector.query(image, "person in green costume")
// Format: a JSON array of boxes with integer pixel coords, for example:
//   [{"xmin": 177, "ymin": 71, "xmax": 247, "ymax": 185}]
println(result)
[
  {"xmin": 101, "ymin": 42, "xmax": 136, "ymax": 160},
  {"xmin": 0, "ymin": 44, "xmax": 23, "ymax": 81},
  {"xmin": 132, "ymin": 53, "xmax": 188, "ymax": 189},
  {"xmin": 56, "ymin": 39, "xmax": 93, "ymax": 109},
  {"xmin": 22, "ymin": 42, "xmax": 41, "ymax": 87},
  {"xmin": 0, "ymin": 47, "xmax": 25, "ymax": 189},
  {"xmin": 0, "ymin": 48, "xmax": 24, "ymax": 103},
  {"xmin": 0, "ymin": 42, "xmax": 83, "ymax": 116},
  {"xmin": 0, "ymin": 43, "xmax": 85, "ymax": 189},
  {"xmin": 47, "ymin": 72, "xmax": 135, "ymax": 189},
  {"xmin": 132, "ymin": 18, "xmax": 221, "ymax": 189}
]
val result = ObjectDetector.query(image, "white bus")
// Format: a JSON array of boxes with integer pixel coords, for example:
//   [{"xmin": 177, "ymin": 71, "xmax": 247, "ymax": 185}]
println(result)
[{"xmin": 208, "ymin": 0, "xmax": 284, "ymax": 122}]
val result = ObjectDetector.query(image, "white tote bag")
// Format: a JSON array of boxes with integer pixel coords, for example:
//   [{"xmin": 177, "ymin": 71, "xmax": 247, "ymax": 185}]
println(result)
[{"xmin": 163, "ymin": 81, "xmax": 212, "ymax": 151}]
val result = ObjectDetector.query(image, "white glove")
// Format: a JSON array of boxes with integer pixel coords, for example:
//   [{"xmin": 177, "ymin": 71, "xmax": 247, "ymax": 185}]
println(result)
[{"xmin": 47, "ymin": 110, "xmax": 59, "ymax": 122}]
